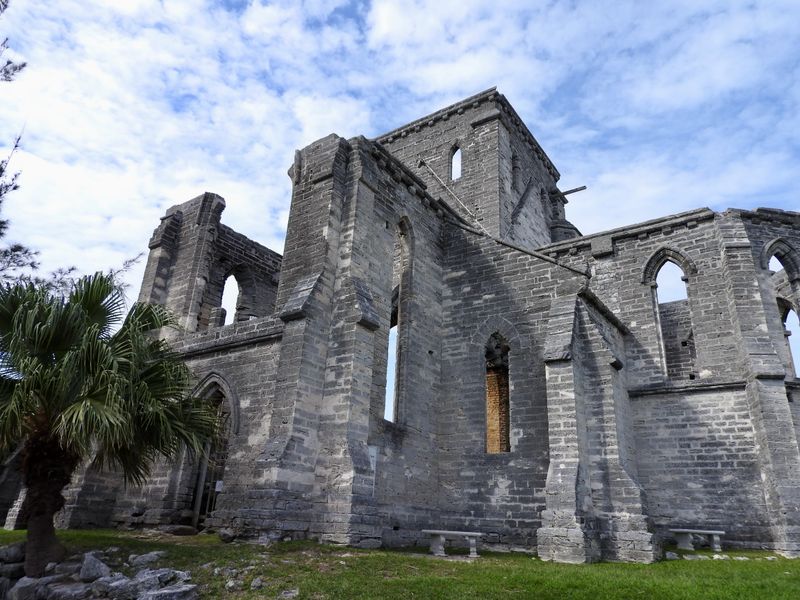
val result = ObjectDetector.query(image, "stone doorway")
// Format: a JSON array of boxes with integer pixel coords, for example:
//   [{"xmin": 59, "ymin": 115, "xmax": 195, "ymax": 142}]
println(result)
[{"xmin": 191, "ymin": 387, "xmax": 232, "ymax": 529}]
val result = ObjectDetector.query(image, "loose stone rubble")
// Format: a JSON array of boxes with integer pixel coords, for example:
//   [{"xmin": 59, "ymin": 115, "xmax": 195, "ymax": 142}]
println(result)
[{"xmin": 0, "ymin": 542, "xmax": 197, "ymax": 600}]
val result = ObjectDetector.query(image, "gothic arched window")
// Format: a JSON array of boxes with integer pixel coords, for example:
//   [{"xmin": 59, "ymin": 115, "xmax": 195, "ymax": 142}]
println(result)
[
  {"xmin": 384, "ymin": 219, "xmax": 413, "ymax": 422},
  {"xmin": 451, "ymin": 146, "xmax": 462, "ymax": 181},
  {"xmin": 485, "ymin": 332, "xmax": 510, "ymax": 453}
]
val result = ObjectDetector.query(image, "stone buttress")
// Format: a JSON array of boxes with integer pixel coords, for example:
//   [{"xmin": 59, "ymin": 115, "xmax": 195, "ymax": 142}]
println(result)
[{"xmin": 17, "ymin": 89, "xmax": 800, "ymax": 563}]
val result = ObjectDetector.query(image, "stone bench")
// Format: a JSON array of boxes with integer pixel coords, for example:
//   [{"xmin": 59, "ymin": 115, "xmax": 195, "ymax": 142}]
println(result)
[
  {"xmin": 669, "ymin": 528, "xmax": 725, "ymax": 552},
  {"xmin": 421, "ymin": 529, "xmax": 483, "ymax": 558}
]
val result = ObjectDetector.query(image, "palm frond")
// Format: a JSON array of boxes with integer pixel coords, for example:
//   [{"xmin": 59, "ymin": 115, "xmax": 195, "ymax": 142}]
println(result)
[
  {"xmin": 0, "ymin": 272, "xmax": 217, "ymax": 485},
  {"xmin": 69, "ymin": 272, "xmax": 126, "ymax": 338}
]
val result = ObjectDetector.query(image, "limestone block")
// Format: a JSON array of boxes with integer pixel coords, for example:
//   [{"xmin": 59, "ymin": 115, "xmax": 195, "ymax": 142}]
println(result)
[
  {"xmin": 140, "ymin": 584, "xmax": 199, "ymax": 600},
  {"xmin": 0, "ymin": 542, "xmax": 25, "ymax": 563},
  {"xmin": 42, "ymin": 581, "xmax": 93, "ymax": 599},
  {"xmin": 0, "ymin": 562, "xmax": 24, "ymax": 579},
  {"xmin": 129, "ymin": 551, "xmax": 166, "ymax": 568},
  {"xmin": 79, "ymin": 553, "xmax": 111, "ymax": 582}
]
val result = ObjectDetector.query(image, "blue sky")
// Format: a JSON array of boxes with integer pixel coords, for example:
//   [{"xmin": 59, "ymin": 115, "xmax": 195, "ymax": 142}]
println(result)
[{"xmin": 0, "ymin": 1, "xmax": 799, "ymax": 310}]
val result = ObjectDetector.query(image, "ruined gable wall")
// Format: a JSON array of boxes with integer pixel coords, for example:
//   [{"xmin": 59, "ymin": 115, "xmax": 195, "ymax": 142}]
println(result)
[
  {"xmin": 543, "ymin": 209, "xmax": 737, "ymax": 387},
  {"xmin": 137, "ymin": 192, "xmax": 282, "ymax": 334},
  {"xmin": 199, "ymin": 225, "xmax": 281, "ymax": 327},
  {"xmin": 79, "ymin": 319, "xmax": 285, "ymax": 530},
  {"xmin": 537, "ymin": 208, "xmax": 800, "ymax": 549},
  {"xmin": 59, "ymin": 195, "xmax": 286, "ymax": 530},
  {"xmin": 740, "ymin": 209, "xmax": 800, "ymax": 380},
  {"xmin": 179, "ymin": 329, "xmax": 283, "ymax": 532}
]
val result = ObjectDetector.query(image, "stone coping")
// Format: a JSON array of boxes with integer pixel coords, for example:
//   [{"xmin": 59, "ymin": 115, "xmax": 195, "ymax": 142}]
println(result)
[
  {"xmin": 538, "ymin": 207, "xmax": 716, "ymax": 256},
  {"xmin": 177, "ymin": 316, "xmax": 284, "ymax": 358},
  {"xmin": 629, "ymin": 379, "xmax": 747, "ymax": 398}
]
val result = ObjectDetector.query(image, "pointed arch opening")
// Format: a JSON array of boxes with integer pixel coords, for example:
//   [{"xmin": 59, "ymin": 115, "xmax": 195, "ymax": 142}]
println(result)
[
  {"xmin": 485, "ymin": 332, "xmax": 511, "ymax": 453},
  {"xmin": 644, "ymin": 248, "xmax": 697, "ymax": 380},
  {"xmin": 778, "ymin": 300, "xmax": 800, "ymax": 379},
  {"xmin": 202, "ymin": 263, "xmax": 267, "ymax": 330},
  {"xmin": 655, "ymin": 260, "xmax": 695, "ymax": 379},
  {"xmin": 220, "ymin": 275, "xmax": 238, "ymax": 326},
  {"xmin": 764, "ymin": 241, "xmax": 800, "ymax": 379},
  {"xmin": 190, "ymin": 375, "xmax": 238, "ymax": 529},
  {"xmin": 761, "ymin": 238, "xmax": 800, "ymax": 283},
  {"xmin": 451, "ymin": 146, "xmax": 462, "ymax": 181},
  {"xmin": 383, "ymin": 218, "xmax": 413, "ymax": 423},
  {"xmin": 655, "ymin": 261, "xmax": 688, "ymax": 302},
  {"xmin": 384, "ymin": 287, "xmax": 400, "ymax": 421}
]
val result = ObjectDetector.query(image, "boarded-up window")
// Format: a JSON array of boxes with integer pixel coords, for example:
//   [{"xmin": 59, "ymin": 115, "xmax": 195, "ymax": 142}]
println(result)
[{"xmin": 486, "ymin": 333, "xmax": 510, "ymax": 453}]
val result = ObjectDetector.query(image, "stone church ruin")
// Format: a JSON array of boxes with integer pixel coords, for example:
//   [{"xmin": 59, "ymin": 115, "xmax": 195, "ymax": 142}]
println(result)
[{"xmin": 3, "ymin": 88, "xmax": 800, "ymax": 563}]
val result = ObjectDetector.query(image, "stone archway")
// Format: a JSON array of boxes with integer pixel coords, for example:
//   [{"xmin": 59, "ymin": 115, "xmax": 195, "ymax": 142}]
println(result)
[{"xmin": 189, "ymin": 374, "xmax": 238, "ymax": 529}]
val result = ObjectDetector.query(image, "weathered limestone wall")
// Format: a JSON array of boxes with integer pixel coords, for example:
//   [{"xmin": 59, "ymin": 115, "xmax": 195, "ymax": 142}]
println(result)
[
  {"xmin": 337, "ymin": 140, "xmax": 446, "ymax": 547},
  {"xmin": 574, "ymin": 301, "xmax": 654, "ymax": 562},
  {"xmin": 46, "ymin": 89, "xmax": 800, "ymax": 564},
  {"xmin": 632, "ymin": 386, "xmax": 772, "ymax": 546},
  {"xmin": 58, "ymin": 462, "xmax": 122, "ymax": 529},
  {"xmin": 166, "ymin": 321, "xmax": 283, "ymax": 531},
  {"xmin": 58, "ymin": 319, "xmax": 285, "ymax": 530},
  {"xmin": 199, "ymin": 225, "xmax": 281, "ymax": 326},
  {"xmin": 658, "ymin": 300, "xmax": 696, "ymax": 380},
  {"xmin": 170, "ymin": 133, "xmax": 452, "ymax": 546},
  {"xmin": 138, "ymin": 192, "xmax": 281, "ymax": 334},
  {"xmin": 0, "ymin": 450, "xmax": 22, "ymax": 526},
  {"xmin": 497, "ymin": 112, "xmax": 565, "ymax": 248},
  {"xmin": 377, "ymin": 88, "xmax": 565, "ymax": 249},
  {"xmin": 438, "ymin": 226, "xmax": 575, "ymax": 549},
  {"xmin": 544, "ymin": 209, "xmax": 738, "ymax": 387},
  {"xmin": 536, "ymin": 291, "xmax": 654, "ymax": 563},
  {"xmin": 539, "ymin": 207, "xmax": 800, "ymax": 554},
  {"xmin": 737, "ymin": 209, "xmax": 800, "ymax": 555},
  {"xmin": 742, "ymin": 208, "xmax": 800, "ymax": 380}
]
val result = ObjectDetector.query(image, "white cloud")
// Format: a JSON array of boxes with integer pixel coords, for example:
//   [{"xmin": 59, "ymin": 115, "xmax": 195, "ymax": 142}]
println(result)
[{"xmin": 0, "ymin": 0, "xmax": 798, "ymax": 302}]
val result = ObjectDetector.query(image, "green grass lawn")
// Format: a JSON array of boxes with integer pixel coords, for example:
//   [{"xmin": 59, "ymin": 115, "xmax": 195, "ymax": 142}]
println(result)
[{"xmin": 1, "ymin": 529, "xmax": 798, "ymax": 599}]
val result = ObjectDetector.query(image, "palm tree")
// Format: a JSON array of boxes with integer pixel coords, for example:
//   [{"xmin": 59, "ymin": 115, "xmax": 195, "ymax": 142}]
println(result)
[{"xmin": 0, "ymin": 272, "xmax": 217, "ymax": 577}]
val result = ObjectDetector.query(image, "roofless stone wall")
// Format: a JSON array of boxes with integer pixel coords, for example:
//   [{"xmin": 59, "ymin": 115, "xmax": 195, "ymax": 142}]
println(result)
[{"xmin": 37, "ymin": 91, "xmax": 800, "ymax": 562}]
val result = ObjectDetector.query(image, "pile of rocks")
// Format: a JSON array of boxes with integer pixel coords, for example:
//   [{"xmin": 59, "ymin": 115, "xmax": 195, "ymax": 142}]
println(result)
[{"xmin": 0, "ymin": 543, "xmax": 199, "ymax": 599}]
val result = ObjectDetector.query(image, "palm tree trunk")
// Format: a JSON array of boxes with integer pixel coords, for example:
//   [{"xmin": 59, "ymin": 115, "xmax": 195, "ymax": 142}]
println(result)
[
  {"xmin": 24, "ymin": 502, "xmax": 64, "ymax": 576},
  {"xmin": 21, "ymin": 429, "xmax": 78, "ymax": 577}
]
